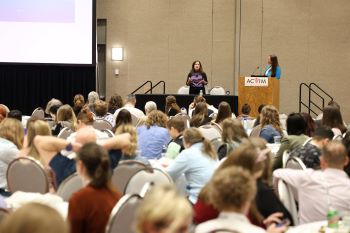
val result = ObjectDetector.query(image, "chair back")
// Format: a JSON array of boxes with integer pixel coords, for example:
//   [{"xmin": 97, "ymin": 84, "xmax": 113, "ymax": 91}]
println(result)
[
  {"xmin": 0, "ymin": 208, "xmax": 9, "ymax": 224},
  {"xmin": 7, "ymin": 157, "xmax": 49, "ymax": 194},
  {"xmin": 277, "ymin": 180, "xmax": 299, "ymax": 225},
  {"xmin": 125, "ymin": 168, "xmax": 173, "ymax": 195},
  {"xmin": 102, "ymin": 129, "xmax": 115, "ymax": 137},
  {"xmin": 112, "ymin": 160, "xmax": 150, "ymax": 194},
  {"xmin": 210, "ymin": 121, "xmax": 223, "ymax": 133},
  {"xmin": 56, "ymin": 173, "xmax": 83, "ymax": 201},
  {"xmin": 130, "ymin": 113, "xmax": 140, "ymax": 126},
  {"xmin": 198, "ymin": 124, "xmax": 222, "ymax": 141},
  {"xmin": 286, "ymin": 157, "xmax": 307, "ymax": 170},
  {"xmin": 282, "ymin": 150, "xmax": 290, "ymax": 168},
  {"xmin": 209, "ymin": 86, "xmax": 226, "ymax": 95},
  {"xmin": 211, "ymin": 137, "xmax": 223, "ymax": 153},
  {"xmin": 31, "ymin": 107, "xmax": 45, "ymax": 120},
  {"xmin": 57, "ymin": 127, "xmax": 74, "ymax": 139},
  {"xmin": 93, "ymin": 119, "xmax": 113, "ymax": 130},
  {"xmin": 177, "ymin": 86, "xmax": 189, "ymax": 94},
  {"xmin": 105, "ymin": 194, "xmax": 142, "ymax": 233}
]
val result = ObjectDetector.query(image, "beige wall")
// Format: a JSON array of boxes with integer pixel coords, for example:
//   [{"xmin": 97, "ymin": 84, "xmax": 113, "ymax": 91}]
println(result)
[{"xmin": 98, "ymin": 0, "xmax": 350, "ymax": 121}]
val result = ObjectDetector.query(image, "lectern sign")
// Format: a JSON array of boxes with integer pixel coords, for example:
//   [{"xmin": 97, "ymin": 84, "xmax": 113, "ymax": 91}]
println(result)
[{"xmin": 244, "ymin": 77, "xmax": 268, "ymax": 87}]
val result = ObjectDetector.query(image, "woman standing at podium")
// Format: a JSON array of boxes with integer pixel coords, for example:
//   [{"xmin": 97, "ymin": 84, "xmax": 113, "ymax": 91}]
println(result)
[
  {"xmin": 264, "ymin": 54, "xmax": 281, "ymax": 79},
  {"xmin": 186, "ymin": 60, "xmax": 208, "ymax": 95}
]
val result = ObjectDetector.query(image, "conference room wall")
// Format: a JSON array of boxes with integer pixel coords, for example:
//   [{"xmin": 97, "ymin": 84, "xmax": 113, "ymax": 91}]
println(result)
[
  {"xmin": 240, "ymin": 0, "xmax": 350, "ymax": 121},
  {"xmin": 96, "ymin": 0, "xmax": 236, "ymax": 98},
  {"xmin": 98, "ymin": 0, "xmax": 350, "ymax": 121}
]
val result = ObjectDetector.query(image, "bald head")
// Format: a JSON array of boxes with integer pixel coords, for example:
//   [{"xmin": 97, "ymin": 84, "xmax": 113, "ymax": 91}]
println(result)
[
  {"xmin": 321, "ymin": 141, "xmax": 348, "ymax": 169},
  {"xmin": 75, "ymin": 127, "xmax": 97, "ymax": 145}
]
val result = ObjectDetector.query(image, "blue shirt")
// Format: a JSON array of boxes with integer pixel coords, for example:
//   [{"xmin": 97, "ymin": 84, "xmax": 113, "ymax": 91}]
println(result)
[
  {"xmin": 166, "ymin": 142, "xmax": 218, "ymax": 203},
  {"xmin": 260, "ymin": 124, "xmax": 282, "ymax": 143},
  {"xmin": 264, "ymin": 65, "xmax": 281, "ymax": 79},
  {"xmin": 137, "ymin": 125, "xmax": 171, "ymax": 159}
]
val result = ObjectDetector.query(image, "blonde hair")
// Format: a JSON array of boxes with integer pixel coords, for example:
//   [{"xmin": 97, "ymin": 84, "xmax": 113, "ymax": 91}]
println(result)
[
  {"xmin": 209, "ymin": 166, "xmax": 256, "ymax": 211},
  {"xmin": 0, "ymin": 118, "xmax": 24, "ymax": 149},
  {"xmin": 0, "ymin": 203, "xmax": 69, "ymax": 233},
  {"xmin": 260, "ymin": 105, "xmax": 283, "ymax": 134},
  {"xmin": 26, "ymin": 120, "xmax": 52, "ymax": 162},
  {"xmin": 135, "ymin": 184, "xmax": 192, "ymax": 233},
  {"xmin": 57, "ymin": 104, "xmax": 77, "ymax": 125},
  {"xmin": 145, "ymin": 110, "xmax": 168, "ymax": 129},
  {"xmin": 221, "ymin": 118, "xmax": 248, "ymax": 143},
  {"xmin": 183, "ymin": 128, "xmax": 217, "ymax": 160},
  {"xmin": 94, "ymin": 100, "xmax": 108, "ymax": 117},
  {"xmin": 115, "ymin": 124, "xmax": 138, "ymax": 156}
]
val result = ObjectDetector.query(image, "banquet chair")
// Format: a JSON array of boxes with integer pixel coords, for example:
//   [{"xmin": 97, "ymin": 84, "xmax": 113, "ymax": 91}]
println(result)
[
  {"xmin": 0, "ymin": 208, "xmax": 9, "ymax": 224},
  {"xmin": 112, "ymin": 160, "xmax": 151, "ymax": 194},
  {"xmin": 124, "ymin": 168, "xmax": 173, "ymax": 195},
  {"xmin": 57, "ymin": 127, "xmax": 74, "ymax": 139},
  {"xmin": 7, "ymin": 157, "xmax": 49, "ymax": 194},
  {"xmin": 285, "ymin": 157, "xmax": 307, "ymax": 170},
  {"xmin": 93, "ymin": 119, "xmax": 113, "ymax": 130},
  {"xmin": 56, "ymin": 173, "xmax": 83, "ymax": 201},
  {"xmin": 198, "ymin": 124, "xmax": 222, "ymax": 141},
  {"xmin": 282, "ymin": 150, "xmax": 290, "ymax": 168},
  {"xmin": 209, "ymin": 86, "xmax": 226, "ymax": 95},
  {"xmin": 177, "ymin": 86, "xmax": 190, "ymax": 94},
  {"xmin": 102, "ymin": 129, "xmax": 115, "ymax": 137},
  {"xmin": 31, "ymin": 107, "xmax": 45, "ymax": 120},
  {"xmin": 277, "ymin": 179, "xmax": 299, "ymax": 225},
  {"xmin": 105, "ymin": 194, "xmax": 143, "ymax": 233},
  {"xmin": 333, "ymin": 134, "xmax": 343, "ymax": 141},
  {"xmin": 210, "ymin": 121, "xmax": 223, "ymax": 133},
  {"xmin": 130, "ymin": 113, "xmax": 140, "ymax": 126}
]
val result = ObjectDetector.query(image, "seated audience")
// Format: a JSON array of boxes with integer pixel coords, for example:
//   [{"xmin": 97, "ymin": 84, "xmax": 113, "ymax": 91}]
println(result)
[
  {"xmin": 135, "ymin": 184, "xmax": 192, "ymax": 233},
  {"xmin": 274, "ymin": 141, "xmax": 350, "ymax": 224},
  {"xmin": 237, "ymin": 103, "xmax": 252, "ymax": 120},
  {"xmin": 137, "ymin": 110, "xmax": 170, "ymax": 159},
  {"xmin": 0, "ymin": 118, "xmax": 24, "ymax": 196},
  {"xmin": 252, "ymin": 104, "xmax": 265, "ymax": 128},
  {"xmin": 301, "ymin": 112, "xmax": 316, "ymax": 137},
  {"xmin": 107, "ymin": 93, "xmax": 123, "ymax": 114},
  {"xmin": 188, "ymin": 95, "xmax": 217, "ymax": 118},
  {"xmin": 113, "ymin": 94, "xmax": 145, "ymax": 119},
  {"xmin": 190, "ymin": 102, "xmax": 212, "ymax": 127},
  {"xmin": 217, "ymin": 118, "xmax": 248, "ymax": 160},
  {"xmin": 165, "ymin": 95, "xmax": 180, "ymax": 117},
  {"xmin": 167, "ymin": 128, "xmax": 218, "ymax": 204},
  {"xmin": 52, "ymin": 104, "xmax": 77, "ymax": 136},
  {"xmin": 7, "ymin": 110, "xmax": 22, "ymax": 122},
  {"xmin": 195, "ymin": 167, "xmax": 287, "ymax": 233},
  {"xmin": 72, "ymin": 94, "xmax": 85, "ymax": 116},
  {"xmin": 0, "ymin": 203, "xmax": 69, "ymax": 233},
  {"xmin": 94, "ymin": 100, "xmax": 114, "ymax": 126},
  {"xmin": 165, "ymin": 117, "xmax": 185, "ymax": 159},
  {"xmin": 288, "ymin": 126, "xmax": 334, "ymax": 169},
  {"xmin": 113, "ymin": 109, "xmax": 132, "ymax": 132},
  {"xmin": 87, "ymin": 91, "xmax": 99, "ymax": 114},
  {"xmin": 322, "ymin": 105, "xmax": 347, "ymax": 136},
  {"xmin": 34, "ymin": 127, "xmax": 129, "ymax": 186},
  {"xmin": 144, "ymin": 101, "xmax": 157, "ymax": 116},
  {"xmin": 214, "ymin": 101, "xmax": 232, "ymax": 125},
  {"xmin": 45, "ymin": 98, "xmax": 62, "ymax": 117},
  {"xmin": 273, "ymin": 113, "xmax": 309, "ymax": 170},
  {"xmin": 68, "ymin": 143, "xmax": 121, "ymax": 233}
]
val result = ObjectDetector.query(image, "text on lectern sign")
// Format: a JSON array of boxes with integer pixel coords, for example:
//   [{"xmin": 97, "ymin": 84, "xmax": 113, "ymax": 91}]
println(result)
[{"xmin": 244, "ymin": 77, "xmax": 268, "ymax": 87}]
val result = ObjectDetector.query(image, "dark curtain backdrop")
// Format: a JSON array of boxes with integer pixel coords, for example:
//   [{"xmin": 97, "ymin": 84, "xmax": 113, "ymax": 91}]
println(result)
[{"xmin": 0, "ymin": 64, "xmax": 96, "ymax": 115}]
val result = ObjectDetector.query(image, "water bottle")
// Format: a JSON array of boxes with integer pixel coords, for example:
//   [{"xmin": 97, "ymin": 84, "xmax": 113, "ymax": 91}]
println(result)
[
  {"xmin": 199, "ymin": 90, "xmax": 203, "ymax": 96},
  {"xmin": 243, "ymin": 118, "xmax": 248, "ymax": 131},
  {"xmin": 327, "ymin": 208, "xmax": 339, "ymax": 229}
]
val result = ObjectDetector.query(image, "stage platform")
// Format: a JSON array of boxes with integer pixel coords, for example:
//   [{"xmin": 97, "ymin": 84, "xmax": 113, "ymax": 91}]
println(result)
[{"xmin": 135, "ymin": 94, "xmax": 238, "ymax": 116}]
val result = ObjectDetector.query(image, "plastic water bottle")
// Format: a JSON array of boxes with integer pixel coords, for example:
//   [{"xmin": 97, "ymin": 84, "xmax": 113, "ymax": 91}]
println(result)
[
  {"xmin": 199, "ymin": 90, "xmax": 203, "ymax": 96},
  {"xmin": 243, "ymin": 118, "xmax": 248, "ymax": 131}
]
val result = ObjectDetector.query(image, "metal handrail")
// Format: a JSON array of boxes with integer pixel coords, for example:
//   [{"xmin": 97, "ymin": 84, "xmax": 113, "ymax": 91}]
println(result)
[
  {"xmin": 131, "ymin": 81, "xmax": 152, "ymax": 94},
  {"xmin": 145, "ymin": 81, "xmax": 165, "ymax": 94},
  {"xmin": 309, "ymin": 83, "xmax": 333, "ymax": 100},
  {"xmin": 299, "ymin": 83, "xmax": 309, "ymax": 112}
]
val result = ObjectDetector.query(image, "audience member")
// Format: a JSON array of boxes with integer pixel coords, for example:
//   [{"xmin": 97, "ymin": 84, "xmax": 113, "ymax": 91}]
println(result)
[
  {"xmin": 45, "ymin": 98, "xmax": 62, "ymax": 116},
  {"xmin": 87, "ymin": 91, "xmax": 99, "ymax": 113},
  {"xmin": 287, "ymin": 126, "xmax": 334, "ymax": 169},
  {"xmin": 195, "ymin": 167, "xmax": 287, "ymax": 233},
  {"xmin": 190, "ymin": 102, "xmax": 212, "ymax": 127},
  {"xmin": 214, "ymin": 101, "xmax": 232, "ymax": 125},
  {"xmin": 167, "ymin": 128, "xmax": 218, "ymax": 204},
  {"xmin": 68, "ymin": 142, "xmax": 121, "ymax": 233},
  {"xmin": 94, "ymin": 99, "xmax": 114, "ymax": 126},
  {"xmin": 165, "ymin": 117, "xmax": 185, "ymax": 159},
  {"xmin": 72, "ymin": 94, "xmax": 85, "ymax": 116},
  {"xmin": 0, "ymin": 118, "xmax": 24, "ymax": 196},
  {"xmin": 165, "ymin": 95, "xmax": 180, "ymax": 117},
  {"xmin": 144, "ymin": 101, "xmax": 157, "ymax": 116},
  {"xmin": 217, "ymin": 118, "xmax": 248, "ymax": 160},
  {"xmin": 113, "ymin": 94, "xmax": 145, "ymax": 119},
  {"xmin": 273, "ymin": 113, "xmax": 309, "ymax": 169},
  {"xmin": 253, "ymin": 104, "xmax": 265, "ymax": 128},
  {"xmin": 7, "ymin": 110, "xmax": 22, "ymax": 122},
  {"xmin": 274, "ymin": 141, "xmax": 350, "ymax": 224},
  {"xmin": 135, "ymin": 184, "xmax": 192, "ymax": 233},
  {"xmin": 254, "ymin": 105, "xmax": 283, "ymax": 143},
  {"xmin": 300, "ymin": 112, "xmax": 316, "ymax": 137},
  {"xmin": 107, "ymin": 93, "xmax": 123, "ymax": 114},
  {"xmin": 322, "ymin": 105, "xmax": 347, "ymax": 136},
  {"xmin": 137, "ymin": 110, "xmax": 170, "ymax": 159},
  {"xmin": 238, "ymin": 103, "xmax": 252, "ymax": 119},
  {"xmin": 0, "ymin": 203, "xmax": 69, "ymax": 233},
  {"xmin": 52, "ymin": 104, "xmax": 77, "ymax": 136},
  {"xmin": 188, "ymin": 95, "xmax": 217, "ymax": 118},
  {"xmin": 113, "ymin": 109, "xmax": 132, "ymax": 132}
]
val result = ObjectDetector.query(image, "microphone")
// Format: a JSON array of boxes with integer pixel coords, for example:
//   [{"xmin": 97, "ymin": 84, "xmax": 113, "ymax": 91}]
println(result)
[{"xmin": 251, "ymin": 66, "xmax": 260, "ymax": 76}]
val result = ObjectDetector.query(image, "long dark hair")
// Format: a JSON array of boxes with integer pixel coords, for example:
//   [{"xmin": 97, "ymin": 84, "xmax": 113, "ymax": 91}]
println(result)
[
  {"xmin": 322, "ymin": 105, "xmax": 346, "ymax": 133},
  {"xmin": 215, "ymin": 101, "xmax": 232, "ymax": 124},
  {"xmin": 77, "ymin": 142, "xmax": 112, "ymax": 189},
  {"xmin": 190, "ymin": 60, "xmax": 203, "ymax": 73},
  {"xmin": 269, "ymin": 55, "xmax": 279, "ymax": 77},
  {"xmin": 190, "ymin": 102, "xmax": 208, "ymax": 127}
]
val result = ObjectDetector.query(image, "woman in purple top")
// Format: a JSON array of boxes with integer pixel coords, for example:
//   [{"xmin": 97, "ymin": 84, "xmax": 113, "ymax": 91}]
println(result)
[{"xmin": 186, "ymin": 60, "xmax": 208, "ymax": 95}]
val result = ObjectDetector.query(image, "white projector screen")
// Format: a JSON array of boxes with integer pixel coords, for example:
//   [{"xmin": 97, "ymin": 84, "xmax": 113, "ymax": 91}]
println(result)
[{"xmin": 0, "ymin": 0, "xmax": 95, "ymax": 65}]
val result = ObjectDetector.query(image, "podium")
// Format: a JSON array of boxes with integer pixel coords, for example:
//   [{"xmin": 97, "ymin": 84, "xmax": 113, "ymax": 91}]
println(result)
[{"xmin": 238, "ymin": 76, "xmax": 280, "ymax": 117}]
